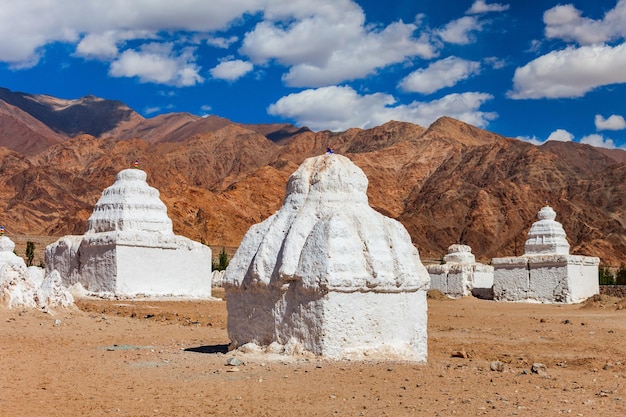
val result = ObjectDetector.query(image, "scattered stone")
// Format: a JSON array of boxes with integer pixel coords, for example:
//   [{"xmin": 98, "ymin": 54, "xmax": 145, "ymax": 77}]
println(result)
[
  {"xmin": 225, "ymin": 357, "xmax": 242, "ymax": 366},
  {"xmin": 490, "ymin": 361, "xmax": 505, "ymax": 372},
  {"xmin": 452, "ymin": 350, "xmax": 469, "ymax": 358},
  {"xmin": 531, "ymin": 363, "xmax": 548, "ymax": 376}
]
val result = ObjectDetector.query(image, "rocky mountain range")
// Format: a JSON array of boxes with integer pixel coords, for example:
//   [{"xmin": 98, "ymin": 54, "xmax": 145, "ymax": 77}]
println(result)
[{"xmin": 1, "ymin": 86, "xmax": 625, "ymax": 265}]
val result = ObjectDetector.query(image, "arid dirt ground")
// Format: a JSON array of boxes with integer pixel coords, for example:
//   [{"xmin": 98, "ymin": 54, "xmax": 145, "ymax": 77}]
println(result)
[{"xmin": 2, "ymin": 289, "xmax": 626, "ymax": 416}]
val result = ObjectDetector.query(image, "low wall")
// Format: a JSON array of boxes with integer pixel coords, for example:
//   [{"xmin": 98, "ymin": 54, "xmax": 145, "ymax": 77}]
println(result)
[{"xmin": 600, "ymin": 286, "xmax": 626, "ymax": 297}]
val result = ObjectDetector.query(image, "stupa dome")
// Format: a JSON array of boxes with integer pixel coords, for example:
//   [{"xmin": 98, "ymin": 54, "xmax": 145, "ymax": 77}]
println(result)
[{"xmin": 226, "ymin": 154, "xmax": 427, "ymax": 292}]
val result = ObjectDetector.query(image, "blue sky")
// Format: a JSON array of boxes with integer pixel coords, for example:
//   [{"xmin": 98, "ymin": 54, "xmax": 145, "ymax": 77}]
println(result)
[{"xmin": 1, "ymin": 0, "xmax": 626, "ymax": 149}]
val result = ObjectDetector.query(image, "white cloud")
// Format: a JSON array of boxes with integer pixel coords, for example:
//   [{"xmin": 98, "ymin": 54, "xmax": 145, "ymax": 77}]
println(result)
[
  {"xmin": 544, "ymin": 1, "xmax": 626, "ymax": 45},
  {"xmin": 467, "ymin": 1, "xmax": 510, "ymax": 15},
  {"xmin": 595, "ymin": 114, "xmax": 626, "ymax": 131},
  {"xmin": 509, "ymin": 43, "xmax": 626, "ymax": 99},
  {"xmin": 109, "ymin": 43, "xmax": 203, "ymax": 86},
  {"xmin": 0, "ymin": 0, "xmax": 265, "ymax": 66},
  {"xmin": 547, "ymin": 129, "xmax": 573, "ymax": 142},
  {"xmin": 436, "ymin": 16, "xmax": 483, "ymax": 45},
  {"xmin": 580, "ymin": 133, "xmax": 617, "ymax": 149},
  {"xmin": 144, "ymin": 106, "xmax": 162, "ymax": 115},
  {"xmin": 205, "ymin": 35, "xmax": 239, "ymax": 49},
  {"xmin": 398, "ymin": 56, "xmax": 481, "ymax": 94},
  {"xmin": 210, "ymin": 59, "xmax": 253, "ymax": 81},
  {"xmin": 240, "ymin": 0, "xmax": 438, "ymax": 87},
  {"xmin": 76, "ymin": 30, "xmax": 156, "ymax": 60},
  {"xmin": 267, "ymin": 85, "xmax": 495, "ymax": 131},
  {"xmin": 516, "ymin": 135, "xmax": 544, "ymax": 146}
]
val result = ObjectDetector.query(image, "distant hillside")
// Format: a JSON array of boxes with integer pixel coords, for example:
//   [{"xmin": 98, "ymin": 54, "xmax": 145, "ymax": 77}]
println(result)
[{"xmin": 0, "ymin": 87, "xmax": 624, "ymax": 265}]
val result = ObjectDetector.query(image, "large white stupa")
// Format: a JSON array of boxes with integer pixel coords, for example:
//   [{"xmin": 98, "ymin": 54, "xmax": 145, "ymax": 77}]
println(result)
[
  {"xmin": 224, "ymin": 154, "xmax": 429, "ymax": 361},
  {"xmin": 428, "ymin": 244, "xmax": 494, "ymax": 299},
  {"xmin": 492, "ymin": 205, "xmax": 599, "ymax": 303},
  {"xmin": 45, "ymin": 167, "xmax": 212, "ymax": 297}
]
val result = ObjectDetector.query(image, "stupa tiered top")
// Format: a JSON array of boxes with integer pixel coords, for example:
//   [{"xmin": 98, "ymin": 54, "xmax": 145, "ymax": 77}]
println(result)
[
  {"xmin": 524, "ymin": 206, "xmax": 570, "ymax": 255},
  {"xmin": 86, "ymin": 168, "xmax": 173, "ymax": 235}
]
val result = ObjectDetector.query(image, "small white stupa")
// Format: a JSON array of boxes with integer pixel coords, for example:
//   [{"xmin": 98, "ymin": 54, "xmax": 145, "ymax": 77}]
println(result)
[
  {"xmin": 492, "ymin": 205, "xmax": 599, "ymax": 303},
  {"xmin": 224, "ymin": 154, "xmax": 429, "ymax": 361},
  {"xmin": 1, "ymin": 229, "xmax": 73, "ymax": 309},
  {"xmin": 45, "ymin": 165, "xmax": 212, "ymax": 297},
  {"xmin": 428, "ymin": 244, "xmax": 494, "ymax": 298}
]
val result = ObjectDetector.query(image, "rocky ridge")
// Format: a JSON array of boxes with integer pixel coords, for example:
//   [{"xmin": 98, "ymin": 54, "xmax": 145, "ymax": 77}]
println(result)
[{"xmin": 0, "ymin": 88, "xmax": 624, "ymax": 265}]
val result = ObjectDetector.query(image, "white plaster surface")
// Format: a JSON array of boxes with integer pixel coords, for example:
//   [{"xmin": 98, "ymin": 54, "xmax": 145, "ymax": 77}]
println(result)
[
  {"xmin": 524, "ymin": 206, "xmax": 570, "ymax": 255},
  {"xmin": 0, "ymin": 236, "xmax": 74, "ymax": 309},
  {"xmin": 493, "ymin": 206, "xmax": 599, "ymax": 303},
  {"xmin": 224, "ymin": 154, "xmax": 429, "ymax": 361},
  {"xmin": 46, "ymin": 169, "xmax": 211, "ymax": 297},
  {"xmin": 427, "ymin": 244, "xmax": 494, "ymax": 298}
]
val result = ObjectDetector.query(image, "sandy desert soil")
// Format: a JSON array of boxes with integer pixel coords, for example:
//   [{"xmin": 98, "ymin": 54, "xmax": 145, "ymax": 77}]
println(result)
[{"xmin": 2, "ymin": 290, "xmax": 626, "ymax": 417}]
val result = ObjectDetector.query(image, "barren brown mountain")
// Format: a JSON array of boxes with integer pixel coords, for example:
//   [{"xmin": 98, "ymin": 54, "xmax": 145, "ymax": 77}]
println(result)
[{"xmin": 0, "ymin": 88, "xmax": 624, "ymax": 266}]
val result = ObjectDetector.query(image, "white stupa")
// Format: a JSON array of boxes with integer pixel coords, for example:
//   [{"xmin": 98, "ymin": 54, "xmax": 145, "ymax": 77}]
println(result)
[
  {"xmin": 492, "ymin": 205, "xmax": 599, "ymax": 303},
  {"xmin": 427, "ymin": 244, "xmax": 494, "ymax": 298},
  {"xmin": 1, "ymin": 232, "xmax": 73, "ymax": 309},
  {"xmin": 224, "ymin": 154, "xmax": 429, "ymax": 361},
  {"xmin": 45, "ymin": 167, "xmax": 212, "ymax": 297}
]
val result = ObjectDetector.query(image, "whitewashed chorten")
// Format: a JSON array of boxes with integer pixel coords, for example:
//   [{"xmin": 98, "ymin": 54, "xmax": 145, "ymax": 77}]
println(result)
[
  {"xmin": 492, "ymin": 205, "xmax": 599, "ymax": 303},
  {"xmin": 428, "ymin": 244, "xmax": 494, "ymax": 298},
  {"xmin": 45, "ymin": 167, "xmax": 212, "ymax": 297},
  {"xmin": 224, "ymin": 154, "xmax": 429, "ymax": 361},
  {"xmin": 1, "ymin": 231, "xmax": 73, "ymax": 309}
]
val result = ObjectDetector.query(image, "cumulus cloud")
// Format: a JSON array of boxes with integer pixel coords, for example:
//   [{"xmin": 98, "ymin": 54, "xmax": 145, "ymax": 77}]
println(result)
[
  {"xmin": 509, "ymin": 43, "xmax": 626, "ymax": 99},
  {"xmin": 76, "ymin": 30, "xmax": 157, "ymax": 60},
  {"xmin": 516, "ymin": 135, "xmax": 544, "ymax": 146},
  {"xmin": 398, "ymin": 56, "xmax": 481, "ymax": 94},
  {"xmin": 109, "ymin": 43, "xmax": 203, "ymax": 86},
  {"xmin": 205, "ymin": 35, "xmax": 239, "ymax": 49},
  {"xmin": 210, "ymin": 59, "xmax": 253, "ymax": 81},
  {"xmin": 467, "ymin": 1, "xmax": 510, "ymax": 15},
  {"xmin": 580, "ymin": 133, "xmax": 617, "ymax": 149},
  {"xmin": 595, "ymin": 114, "xmax": 626, "ymax": 131},
  {"xmin": 267, "ymin": 85, "xmax": 495, "ymax": 131},
  {"xmin": 544, "ymin": 1, "xmax": 626, "ymax": 45},
  {"xmin": 240, "ymin": 0, "xmax": 438, "ymax": 87},
  {"xmin": 0, "ymin": 0, "xmax": 265, "ymax": 66},
  {"xmin": 436, "ymin": 16, "xmax": 483, "ymax": 45},
  {"xmin": 546, "ymin": 129, "xmax": 574, "ymax": 142}
]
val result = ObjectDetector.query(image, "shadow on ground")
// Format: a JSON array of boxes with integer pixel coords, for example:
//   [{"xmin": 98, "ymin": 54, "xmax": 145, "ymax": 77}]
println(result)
[{"xmin": 184, "ymin": 344, "xmax": 230, "ymax": 354}]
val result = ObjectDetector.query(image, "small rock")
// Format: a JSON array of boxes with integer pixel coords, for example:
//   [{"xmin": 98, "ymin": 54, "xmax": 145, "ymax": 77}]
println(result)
[
  {"xmin": 452, "ymin": 350, "xmax": 468, "ymax": 358},
  {"xmin": 54, "ymin": 319, "xmax": 62, "ymax": 326},
  {"xmin": 490, "ymin": 361, "xmax": 505, "ymax": 372},
  {"xmin": 225, "ymin": 357, "xmax": 243, "ymax": 366},
  {"xmin": 531, "ymin": 363, "xmax": 548, "ymax": 376}
]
